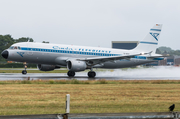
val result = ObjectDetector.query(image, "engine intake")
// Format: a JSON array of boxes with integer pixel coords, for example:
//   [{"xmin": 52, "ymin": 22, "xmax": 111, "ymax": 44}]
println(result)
[
  {"xmin": 37, "ymin": 64, "xmax": 60, "ymax": 71},
  {"xmin": 67, "ymin": 60, "xmax": 86, "ymax": 72}
]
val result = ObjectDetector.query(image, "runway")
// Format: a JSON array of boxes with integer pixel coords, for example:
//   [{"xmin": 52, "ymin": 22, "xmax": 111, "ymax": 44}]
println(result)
[
  {"xmin": 0, "ymin": 73, "xmax": 180, "ymax": 80},
  {"xmin": 0, "ymin": 66, "xmax": 180, "ymax": 80}
]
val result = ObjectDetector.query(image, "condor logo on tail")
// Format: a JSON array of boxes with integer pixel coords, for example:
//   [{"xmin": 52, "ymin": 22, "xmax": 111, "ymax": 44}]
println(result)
[{"xmin": 150, "ymin": 32, "xmax": 159, "ymax": 41}]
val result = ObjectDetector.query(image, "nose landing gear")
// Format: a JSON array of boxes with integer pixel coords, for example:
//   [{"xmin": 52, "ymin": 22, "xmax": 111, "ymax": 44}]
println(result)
[
  {"xmin": 22, "ymin": 70, "xmax": 27, "ymax": 74},
  {"xmin": 22, "ymin": 62, "xmax": 27, "ymax": 75}
]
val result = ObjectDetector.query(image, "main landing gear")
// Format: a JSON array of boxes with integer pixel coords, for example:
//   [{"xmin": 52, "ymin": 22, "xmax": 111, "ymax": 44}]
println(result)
[
  {"xmin": 67, "ymin": 70, "xmax": 96, "ymax": 78},
  {"xmin": 22, "ymin": 62, "xmax": 27, "ymax": 75},
  {"xmin": 67, "ymin": 71, "xmax": 75, "ymax": 77},
  {"xmin": 88, "ymin": 71, "xmax": 96, "ymax": 78},
  {"xmin": 88, "ymin": 68, "xmax": 96, "ymax": 78}
]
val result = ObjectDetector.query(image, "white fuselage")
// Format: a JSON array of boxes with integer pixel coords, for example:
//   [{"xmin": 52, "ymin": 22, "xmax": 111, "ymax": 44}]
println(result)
[
  {"xmin": 6, "ymin": 42, "xmax": 162, "ymax": 69},
  {"xmin": 1, "ymin": 24, "xmax": 164, "ymax": 77}
]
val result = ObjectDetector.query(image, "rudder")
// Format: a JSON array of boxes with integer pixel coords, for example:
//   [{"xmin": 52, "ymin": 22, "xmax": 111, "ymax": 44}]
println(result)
[{"xmin": 134, "ymin": 24, "xmax": 163, "ymax": 54}]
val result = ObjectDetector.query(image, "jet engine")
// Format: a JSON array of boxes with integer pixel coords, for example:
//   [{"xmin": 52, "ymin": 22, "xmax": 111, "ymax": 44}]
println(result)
[
  {"xmin": 67, "ymin": 60, "xmax": 87, "ymax": 72},
  {"xmin": 37, "ymin": 64, "xmax": 60, "ymax": 71}
]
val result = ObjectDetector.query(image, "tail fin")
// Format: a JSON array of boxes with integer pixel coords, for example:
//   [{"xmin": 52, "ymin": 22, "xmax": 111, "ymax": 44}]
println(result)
[{"xmin": 134, "ymin": 24, "xmax": 163, "ymax": 54}]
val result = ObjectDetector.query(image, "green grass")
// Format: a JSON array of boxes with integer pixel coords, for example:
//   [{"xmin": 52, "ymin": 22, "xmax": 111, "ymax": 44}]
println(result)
[
  {"xmin": 0, "ymin": 69, "xmax": 68, "ymax": 73},
  {"xmin": 0, "ymin": 80, "xmax": 180, "ymax": 115},
  {"xmin": 1, "ymin": 79, "xmax": 180, "ymax": 84}
]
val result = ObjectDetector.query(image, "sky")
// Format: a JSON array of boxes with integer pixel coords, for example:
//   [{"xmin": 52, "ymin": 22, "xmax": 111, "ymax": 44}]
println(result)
[{"xmin": 0, "ymin": 0, "xmax": 180, "ymax": 50}]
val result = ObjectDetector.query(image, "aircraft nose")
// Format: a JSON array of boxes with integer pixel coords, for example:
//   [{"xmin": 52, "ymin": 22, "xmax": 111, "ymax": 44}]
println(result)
[{"xmin": 1, "ymin": 50, "xmax": 8, "ymax": 59}]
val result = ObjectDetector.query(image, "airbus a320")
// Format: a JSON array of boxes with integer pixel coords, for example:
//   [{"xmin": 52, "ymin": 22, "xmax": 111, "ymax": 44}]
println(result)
[{"xmin": 1, "ymin": 24, "xmax": 164, "ymax": 78}]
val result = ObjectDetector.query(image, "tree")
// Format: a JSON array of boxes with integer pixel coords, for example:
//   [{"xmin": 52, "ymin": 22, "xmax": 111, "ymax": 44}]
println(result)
[
  {"xmin": 158, "ymin": 46, "xmax": 172, "ymax": 53},
  {"xmin": 0, "ymin": 35, "xmax": 34, "ymax": 62},
  {"xmin": 0, "ymin": 35, "xmax": 15, "ymax": 61},
  {"xmin": 15, "ymin": 37, "xmax": 33, "ymax": 43},
  {"xmin": 156, "ymin": 48, "xmax": 161, "ymax": 54},
  {"xmin": 42, "ymin": 41, "xmax": 49, "ymax": 43}
]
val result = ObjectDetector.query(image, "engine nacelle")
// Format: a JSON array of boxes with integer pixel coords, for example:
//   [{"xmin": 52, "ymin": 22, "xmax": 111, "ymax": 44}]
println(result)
[
  {"xmin": 37, "ymin": 64, "xmax": 60, "ymax": 71},
  {"xmin": 67, "ymin": 60, "xmax": 87, "ymax": 72}
]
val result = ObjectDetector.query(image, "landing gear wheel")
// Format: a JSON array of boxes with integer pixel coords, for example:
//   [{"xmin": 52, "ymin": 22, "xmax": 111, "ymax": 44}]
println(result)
[
  {"xmin": 67, "ymin": 71, "xmax": 75, "ymax": 77},
  {"xmin": 22, "ymin": 62, "xmax": 27, "ymax": 75},
  {"xmin": 88, "ymin": 71, "xmax": 96, "ymax": 78},
  {"xmin": 22, "ymin": 70, "xmax": 27, "ymax": 74}
]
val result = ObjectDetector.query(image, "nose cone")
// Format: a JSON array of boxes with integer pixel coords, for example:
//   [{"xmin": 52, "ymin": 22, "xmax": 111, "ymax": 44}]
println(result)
[{"xmin": 1, "ymin": 50, "xmax": 8, "ymax": 59}]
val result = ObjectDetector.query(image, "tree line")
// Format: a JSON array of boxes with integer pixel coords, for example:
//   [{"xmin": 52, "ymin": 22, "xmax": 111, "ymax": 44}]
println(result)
[
  {"xmin": 156, "ymin": 46, "xmax": 180, "ymax": 56},
  {"xmin": 0, "ymin": 35, "xmax": 34, "ymax": 62}
]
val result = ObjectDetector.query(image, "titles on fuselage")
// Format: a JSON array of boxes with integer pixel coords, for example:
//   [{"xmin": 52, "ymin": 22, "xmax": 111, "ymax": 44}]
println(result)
[{"xmin": 52, "ymin": 46, "xmax": 111, "ymax": 53}]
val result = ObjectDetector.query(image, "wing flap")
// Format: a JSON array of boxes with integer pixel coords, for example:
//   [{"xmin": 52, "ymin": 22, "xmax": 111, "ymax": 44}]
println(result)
[{"xmin": 78, "ymin": 52, "xmax": 150, "ymax": 66}]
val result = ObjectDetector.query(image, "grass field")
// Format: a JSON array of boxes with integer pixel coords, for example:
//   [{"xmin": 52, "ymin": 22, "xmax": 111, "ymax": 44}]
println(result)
[
  {"xmin": 0, "ymin": 68, "xmax": 114, "ymax": 73},
  {"xmin": 0, "ymin": 80, "xmax": 180, "ymax": 115},
  {"xmin": 0, "ymin": 69, "xmax": 68, "ymax": 73}
]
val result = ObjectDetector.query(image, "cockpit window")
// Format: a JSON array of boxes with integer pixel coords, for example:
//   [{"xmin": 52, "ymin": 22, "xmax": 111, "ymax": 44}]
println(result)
[
  {"xmin": 8, "ymin": 46, "xmax": 21, "ymax": 50},
  {"xmin": 9, "ymin": 46, "xmax": 14, "ymax": 49}
]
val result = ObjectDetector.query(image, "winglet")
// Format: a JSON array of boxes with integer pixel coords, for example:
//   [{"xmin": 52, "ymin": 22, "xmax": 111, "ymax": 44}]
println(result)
[{"xmin": 141, "ymin": 51, "xmax": 153, "ymax": 55}]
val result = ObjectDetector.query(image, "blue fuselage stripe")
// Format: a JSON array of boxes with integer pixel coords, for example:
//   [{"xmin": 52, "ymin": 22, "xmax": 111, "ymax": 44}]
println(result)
[
  {"xmin": 21, "ymin": 47, "xmax": 120, "ymax": 57},
  {"xmin": 20, "ymin": 47, "xmax": 162, "ymax": 61}
]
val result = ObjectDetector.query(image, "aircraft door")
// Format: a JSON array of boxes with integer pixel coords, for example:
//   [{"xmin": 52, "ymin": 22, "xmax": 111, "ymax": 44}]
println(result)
[
  {"xmin": 73, "ymin": 51, "xmax": 78, "ymax": 58},
  {"xmin": 27, "ymin": 43, "xmax": 33, "ymax": 55}
]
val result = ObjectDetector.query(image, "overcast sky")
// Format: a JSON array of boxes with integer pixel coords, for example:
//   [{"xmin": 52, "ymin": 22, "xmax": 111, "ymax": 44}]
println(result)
[{"xmin": 0, "ymin": 0, "xmax": 180, "ymax": 49}]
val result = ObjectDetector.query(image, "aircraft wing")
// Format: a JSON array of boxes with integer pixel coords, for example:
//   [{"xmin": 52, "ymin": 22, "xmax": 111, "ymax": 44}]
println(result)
[{"xmin": 78, "ymin": 52, "xmax": 150, "ymax": 66}]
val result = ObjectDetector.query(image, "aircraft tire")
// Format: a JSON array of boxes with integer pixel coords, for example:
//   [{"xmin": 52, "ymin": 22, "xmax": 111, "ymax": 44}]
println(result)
[
  {"xmin": 22, "ymin": 70, "xmax": 27, "ymax": 75},
  {"xmin": 67, "ymin": 71, "xmax": 75, "ymax": 77},
  {"xmin": 88, "ymin": 71, "xmax": 96, "ymax": 78}
]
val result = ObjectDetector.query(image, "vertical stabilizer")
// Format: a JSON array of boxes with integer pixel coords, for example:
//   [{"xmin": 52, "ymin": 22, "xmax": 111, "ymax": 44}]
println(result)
[{"xmin": 134, "ymin": 24, "xmax": 162, "ymax": 54}]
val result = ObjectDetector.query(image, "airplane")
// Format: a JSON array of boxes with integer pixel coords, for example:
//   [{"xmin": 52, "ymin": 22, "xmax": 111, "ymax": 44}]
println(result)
[{"xmin": 1, "ymin": 24, "xmax": 165, "ymax": 78}]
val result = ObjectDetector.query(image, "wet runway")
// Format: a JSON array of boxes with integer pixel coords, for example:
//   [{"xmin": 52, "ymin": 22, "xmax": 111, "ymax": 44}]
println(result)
[
  {"xmin": 0, "ymin": 73, "xmax": 180, "ymax": 80},
  {"xmin": 0, "ymin": 71, "xmax": 180, "ymax": 80},
  {"xmin": 0, "ymin": 66, "xmax": 180, "ymax": 80}
]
